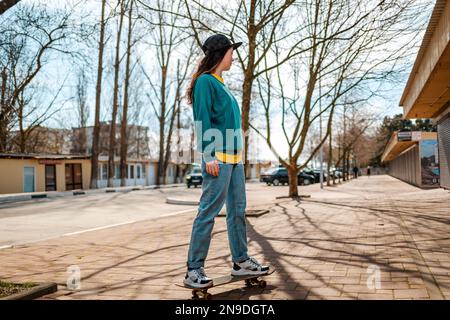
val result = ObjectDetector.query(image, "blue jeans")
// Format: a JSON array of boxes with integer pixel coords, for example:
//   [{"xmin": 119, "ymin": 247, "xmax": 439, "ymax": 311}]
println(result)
[{"xmin": 186, "ymin": 158, "xmax": 249, "ymax": 269}]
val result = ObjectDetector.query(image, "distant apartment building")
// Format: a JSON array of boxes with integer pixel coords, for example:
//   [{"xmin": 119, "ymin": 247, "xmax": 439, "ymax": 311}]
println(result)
[
  {"xmin": 8, "ymin": 126, "xmax": 72, "ymax": 154},
  {"xmin": 71, "ymin": 122, "xmax": 152, "ymax": 187},
  {"xmin": 71, "ymin": 121, "xmax": 149, "ymax": 158}
]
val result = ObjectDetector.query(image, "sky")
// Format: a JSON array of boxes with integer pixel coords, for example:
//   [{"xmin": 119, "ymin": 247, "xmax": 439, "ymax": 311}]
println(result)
[{"xmin": 2, "ymin": 0, "xmax": 436, "ymax": 163}]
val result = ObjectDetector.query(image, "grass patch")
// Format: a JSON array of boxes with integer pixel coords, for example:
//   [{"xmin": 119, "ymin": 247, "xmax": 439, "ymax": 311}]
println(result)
[{"xmin": 0, "ymin": 280, "xmax": 37, "ymax": 298}]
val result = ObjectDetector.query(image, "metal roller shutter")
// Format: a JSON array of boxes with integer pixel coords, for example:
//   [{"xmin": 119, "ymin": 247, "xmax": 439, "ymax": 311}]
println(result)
[{"xmin": 438, "ymin": 115, "xmax": 450, "ymax": 189}]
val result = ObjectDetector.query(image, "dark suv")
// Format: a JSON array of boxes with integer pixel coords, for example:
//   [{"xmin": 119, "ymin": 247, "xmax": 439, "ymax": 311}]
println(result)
[
  {"xmin": 186, "ymin": 166, "xmax": 203, "ymax": 188},
  {"xmin": 260, "ymin": 167, "xmax": 315, "ymax": 186},
  {"xmin": 302, "ymin": 168, "xmax": 328, "ymax": 183}
]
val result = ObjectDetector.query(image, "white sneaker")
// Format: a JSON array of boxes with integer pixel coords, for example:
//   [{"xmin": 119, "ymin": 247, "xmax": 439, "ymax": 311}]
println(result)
[
  {"xmin": 231, "ymin": 257, "xmax": 270, "ymax": 276},
  {"xmin": 183, "ymin": 267, "xmax": 213, "ymax": 288}
]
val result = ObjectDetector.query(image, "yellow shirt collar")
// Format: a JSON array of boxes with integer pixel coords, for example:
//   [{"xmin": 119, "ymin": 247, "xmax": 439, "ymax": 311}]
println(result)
[{"xmin": 211, "ymin": 73, "xmax": 224, "ymax": 84}]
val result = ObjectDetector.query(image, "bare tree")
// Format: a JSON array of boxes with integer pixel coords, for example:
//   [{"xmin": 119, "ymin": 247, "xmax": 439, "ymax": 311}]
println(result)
[
  {"xmin": 120, "ymin": 0, "xmax": 134, "ymax": 186},
  {"xmin": 137, "ymin": 0, "xmax": 303, "ymax": 177},
  {"xmin": 75, "ymin": 68, "xmax": 89, "ymax": 153},
  {"xmin": 181, "ymin": 0, "xmax": 299, "ymax": 178},
  {"xmin": 162, "ymin": 54, "xmax": 195, "ymax": 184},
  {"xmin": 140, "ymin": 0, "xmax": 196, "ymax": 185},
  {"xmin": 0, "ymin": 2, "xmax": 76, "ymax": 153},
  {"xmin": 108, "ymin": 0, "xmax": 126, "ymax": 187},
  {"xmin": 251, "ymin": 0, "xmax": 429, "ymax": 197},
  {"xmin": 90, "ymin": 0, "xmax": 107, "ymax": 188}
]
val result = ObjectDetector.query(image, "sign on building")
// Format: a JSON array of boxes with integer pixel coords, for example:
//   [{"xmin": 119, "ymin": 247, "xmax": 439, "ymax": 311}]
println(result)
[{"xmin": 397, "ymin": 131, "xmax": 412, "ymax": 141}]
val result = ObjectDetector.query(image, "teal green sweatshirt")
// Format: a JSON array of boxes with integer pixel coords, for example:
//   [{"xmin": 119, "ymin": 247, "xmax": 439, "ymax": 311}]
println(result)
[{"xmin": 192, "ymin": 73, "xmax": 243, "ymax": 162}]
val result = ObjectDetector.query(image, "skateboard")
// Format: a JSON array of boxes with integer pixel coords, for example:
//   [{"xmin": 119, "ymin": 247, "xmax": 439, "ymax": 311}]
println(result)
[{"xmin": 176, "ymin": 268, "xmax": 275, "ymax": 300}]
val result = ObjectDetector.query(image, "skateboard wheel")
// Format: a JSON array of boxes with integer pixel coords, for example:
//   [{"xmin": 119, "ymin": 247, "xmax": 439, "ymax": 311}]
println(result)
[
  {"xmin": 192, "ymin": 290, "xmax": 200, "ymax": 299},
  {"xmin": 259, "ymin": 280, "xmax": 267, "ymax": 288},
  {"xmin": 245, "ymin": 279, "xmax": 253, "ymax": 287},
  {"xmin": 204, "ymin": 293, "xmax": 212, "ymax": 300}
]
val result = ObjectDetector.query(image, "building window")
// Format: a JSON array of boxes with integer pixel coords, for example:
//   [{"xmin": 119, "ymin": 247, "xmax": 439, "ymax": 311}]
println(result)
[
  {"xmin": 66, "ymin": 163, "xmax": 82, "ymax": 190},
  {"xmin": 137, "ymin": 165, "xmax": 141, "ymax": 179},
  {"xmin": 129, "ymin": 165, "xmax": 135, "ymax": 179},
  {"xmin": 45, "ymin": 165, "xmax": 57, "ymax": 191}
]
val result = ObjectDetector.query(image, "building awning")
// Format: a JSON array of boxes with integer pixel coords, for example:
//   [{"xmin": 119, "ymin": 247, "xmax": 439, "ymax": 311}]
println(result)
[
  {"xmin": 0, "ymin": 153, "xmax": 91, "ymax": 160},
  {"xmin": 399, "ymin": 0, "xmax": 450, "ymax": 119},
  {"xmin": 97, "ymin": 155, "xmax": 149, "ymax": 163},
  {"xmin": 381, "ymin": 131, "xmax": 437, "ymax": 163}
]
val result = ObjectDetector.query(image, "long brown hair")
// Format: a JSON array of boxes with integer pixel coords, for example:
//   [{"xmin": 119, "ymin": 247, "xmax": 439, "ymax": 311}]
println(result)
[{"xmin": 185, "ymin": 46, "xmax": 229, "ymax": 105}]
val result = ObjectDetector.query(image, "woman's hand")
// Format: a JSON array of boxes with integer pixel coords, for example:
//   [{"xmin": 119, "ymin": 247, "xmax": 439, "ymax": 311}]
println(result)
[{"xmin": 205, "ymin": 159, "xmax": 220, "ymax": 177}]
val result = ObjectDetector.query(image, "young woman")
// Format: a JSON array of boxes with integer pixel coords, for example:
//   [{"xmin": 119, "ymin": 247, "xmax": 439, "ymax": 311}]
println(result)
[{"xmin": 184, "ymin": 34, "xmax": 269, "ymax": 288}]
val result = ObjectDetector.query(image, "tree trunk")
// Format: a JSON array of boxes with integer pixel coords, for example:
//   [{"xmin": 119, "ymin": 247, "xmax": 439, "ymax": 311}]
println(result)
[
  {"xmin": 157, "ymin": 118, "xmax": 165, "ymax": 185},
  {"xmin": 190, "ymin": 126, "xmax": 195, "ymax": 164},
  {"xmin": 108, "ymin": 0, "xmax": 125, "ymax": 188},
  {"xmin": 162, "ymin": 102, "xmax": 178, "ymax": 185},
  {"xmin": 162, "ymin": 63, "xmax": 181, "ymax": 186},
  {"xmin": 176, "ymin": 92, "xmax": 181, "ymax": 183},
  {"xmin": 120, "ymin": 0, "xmax": 133, "ymax": 187},
  {"xmin": 18, "ymin": 104, "xmax": 25, "ymax": 153},
  {"xmin": 241, "ymin": 74, "xmax": 254, "ymax": 180},
  {"xmin": 347, "ymin": 152, "xmax": 351, "ymax": 180},
  {"xmin": 337, "ymin": 137, "xmax": 341, "ymax": 184},
  {"xmin": 327, "ymin": 130, "xmax": 332, "ymax": 186},
  {"xmin": 90, "ymin": 0, "xmax": 106, "ymax": 189},
  {"xmin": 342, "ymin": 149, "xmax": 346, "ymax": 181},
  {"xmin": 157, "ymin": 64, "xmax": 167, "ymax": 185},
  {"xmin": 287, "ymin": 164, "xmax": 299, "ymax": 197},
  {"xmin": 0, "ymin": 70, "xmax": 7, "ymax": 153},
  {"xmin": 241, "ymin": 0, "xmax": 257, "ymax": 180}
]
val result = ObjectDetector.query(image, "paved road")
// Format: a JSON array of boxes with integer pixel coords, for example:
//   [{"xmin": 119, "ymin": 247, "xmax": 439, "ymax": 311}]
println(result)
[
  {"xmin": 0, "ymin": 181, "xmax": 292, "ymax": 248},
  {"xmin": 0, "ymin": 186, "xmax": 199, "ymax": 248}
]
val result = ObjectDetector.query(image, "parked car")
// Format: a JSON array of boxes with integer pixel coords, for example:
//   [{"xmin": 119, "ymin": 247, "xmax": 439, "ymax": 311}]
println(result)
[
  {"xmin": 303, "ymin": 168, "xmax": 327, "ymax": 183},
  {"xmin": 334, "ymin": 167, "xmax": 350, "ymax": 178},
  {"xmin": 333, "ymin": 170, "xmax": 343, "ymax": 178},
  {"xmin": 299, "ymin": 171, "xmax": 316, "ymax": 185},
  {"xmin": 312, "ymin": 169, "xmax": 328, "ymax": 182},
  {"xmin": 186, "ymin": 166, "xmax": 202, "ymax": 188},
  {"xmin": 260, "ymin": 167, "xmax": 315, "ymax": 186}
]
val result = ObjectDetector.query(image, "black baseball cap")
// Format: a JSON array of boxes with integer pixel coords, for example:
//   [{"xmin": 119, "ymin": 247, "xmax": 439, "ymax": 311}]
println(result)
[{"xmin": 201, "ymin": 34, "xmax": 242, "ymax": 55}]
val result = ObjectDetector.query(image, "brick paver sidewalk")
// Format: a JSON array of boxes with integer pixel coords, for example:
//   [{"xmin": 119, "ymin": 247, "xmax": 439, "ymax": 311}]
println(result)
[{"xmin": 1, "ymin": 175, "xmax": 449, "ymax": 299}]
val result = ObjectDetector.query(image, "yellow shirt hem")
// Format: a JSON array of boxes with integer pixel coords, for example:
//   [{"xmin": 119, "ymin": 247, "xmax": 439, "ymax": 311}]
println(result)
[{"xmin": 215, "ymin": 151, "xmax": 242, "ymax": 164}]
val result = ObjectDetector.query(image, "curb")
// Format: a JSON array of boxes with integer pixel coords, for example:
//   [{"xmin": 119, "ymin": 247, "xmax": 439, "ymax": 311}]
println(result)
[
  {"xmin": 0, "ymin": 282, "xmax": 57, "ymax": 300},
  {"xmin": 0, "ymin": 184, "xmax": 185, "ymax": 204},
  {"xmin": 166, "ymin": 197, "xmax": 199, "ymax": 205},
  {"xmin": 218, "ymin": 209, "xmax": 270, "ymax": 217},
  {"xmin": 165, "ymin": 197, "xmax": 271, "ymax": 217}
]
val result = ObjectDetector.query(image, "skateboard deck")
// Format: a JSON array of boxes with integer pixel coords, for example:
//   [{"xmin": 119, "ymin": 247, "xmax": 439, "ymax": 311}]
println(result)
[{"xmin": 176, "ymin": 268, "xmax": 275, "ymax": 300}]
